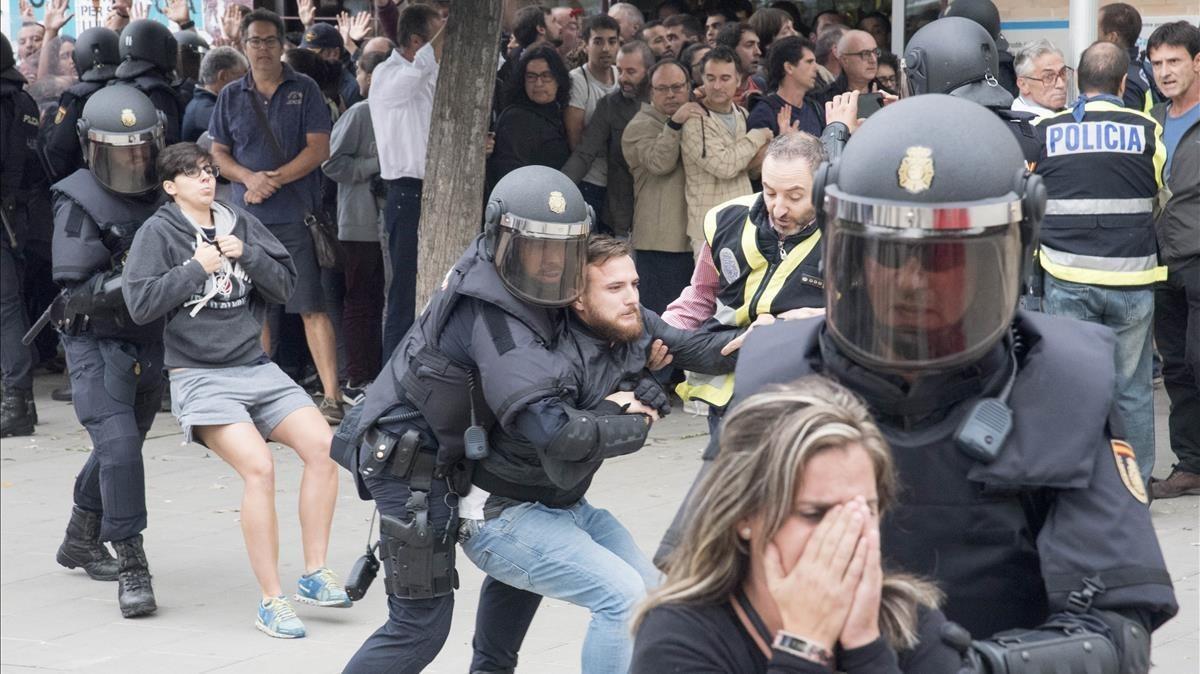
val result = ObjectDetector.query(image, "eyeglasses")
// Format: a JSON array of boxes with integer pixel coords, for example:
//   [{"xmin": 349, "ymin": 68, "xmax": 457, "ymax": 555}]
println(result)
[
  {"xmin": 524, "ymin": 71, "xmax": 556, "ymax": 83},
  {"xmin": 876, "ymin": 75, "xmax": 897, "ymax": 87},
  {"xmin": 180, "ymin": 165, "xmax": 220, "ymax": 179},
  {"xmin": 652, "ymin": 83, "xmax": 689, "ymax": 94},
  {"xmin": 1021, "ymin": 66, "xmax": 1073, "ymax": 87},
  {"xmin": 244, "ymin": 36, "xmax": 281, "ymax": 50},
  {"xmin": 844, "ymin": 48, "xmax": 881, "ymax": 60}
]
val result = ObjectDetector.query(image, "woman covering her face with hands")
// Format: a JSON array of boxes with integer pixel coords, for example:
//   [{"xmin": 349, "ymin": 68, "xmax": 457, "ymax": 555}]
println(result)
[{"xmin": 632, "ymin": 376, "xmax": 963, "ymax": 673}]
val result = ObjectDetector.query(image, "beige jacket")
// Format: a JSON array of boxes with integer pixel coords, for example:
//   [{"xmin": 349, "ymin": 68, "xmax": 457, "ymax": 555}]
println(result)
[
  {"xmin": 621, "ymin": 103, "xmax": 690, "ymax": 253},
  {"xmin": 680, "ymin": 105, "xmax": 772, "ymax": 245}
]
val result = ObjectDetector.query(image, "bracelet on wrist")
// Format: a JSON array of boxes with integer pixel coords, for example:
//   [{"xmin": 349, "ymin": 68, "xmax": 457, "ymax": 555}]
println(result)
[
  {"xmin": 666, "ymin": 118, "xmax": 683, "ymax": 131},
  {"xmin": 772, "ymin": 631, "xmax": 834, "ymax": 667},
  {"xmin": 178, "ymin": 19, "xmax": 195, "ymax": 30}
]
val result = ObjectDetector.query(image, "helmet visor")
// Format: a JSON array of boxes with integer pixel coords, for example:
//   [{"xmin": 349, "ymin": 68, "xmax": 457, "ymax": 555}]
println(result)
[
  {"xmin": 494, "ymin": 218, "xmax": 588, "ymax": 307},
  {"xmin": 85, "ymin": 129, "xmax": 162, "ymax": 194},
  {"xmin": 825, "ymin": 222, "xmax": 1020, "ymax": 373}
]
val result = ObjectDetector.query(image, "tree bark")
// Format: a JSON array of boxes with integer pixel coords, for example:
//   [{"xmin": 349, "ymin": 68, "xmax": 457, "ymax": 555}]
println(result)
[{"xmin": 415, "ymin": 2, "xmax": 502, "ymax": 310}]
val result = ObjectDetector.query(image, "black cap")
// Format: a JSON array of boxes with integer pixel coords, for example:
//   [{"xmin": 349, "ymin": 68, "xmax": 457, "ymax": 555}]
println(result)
[{"xmin": 300, "ymin": 23, "xmax": 343, "ymax": 50}]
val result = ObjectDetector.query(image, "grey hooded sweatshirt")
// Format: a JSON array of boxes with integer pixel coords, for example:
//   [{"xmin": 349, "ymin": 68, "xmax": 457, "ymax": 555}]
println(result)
[{"xmin": 123, "ymin": 200, "xmax": 297, "ymax": 368}]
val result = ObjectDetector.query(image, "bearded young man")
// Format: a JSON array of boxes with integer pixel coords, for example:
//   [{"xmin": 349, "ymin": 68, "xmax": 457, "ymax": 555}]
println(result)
[{"xmin": 459, "ymin": 236, "xmax": 743, "ymax": 674}]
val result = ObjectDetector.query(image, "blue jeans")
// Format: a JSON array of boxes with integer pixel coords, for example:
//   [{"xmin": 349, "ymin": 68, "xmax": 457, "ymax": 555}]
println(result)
[
  {"xmin": 461, "ymin": 499, "xmax": 660, "ymax": 674},
  {"xmin": 382, "ymin": 178, "xmax": 423, "ymax": 360},
  {"xmin": 1043, "ymin": 275, "xmax": 1155, "ymax": 481}
]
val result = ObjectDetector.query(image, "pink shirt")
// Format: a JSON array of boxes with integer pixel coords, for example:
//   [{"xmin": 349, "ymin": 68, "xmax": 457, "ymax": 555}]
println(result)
[{"xmin": 662, "ymin": 243, "xmax": 719, "ymax": 330}]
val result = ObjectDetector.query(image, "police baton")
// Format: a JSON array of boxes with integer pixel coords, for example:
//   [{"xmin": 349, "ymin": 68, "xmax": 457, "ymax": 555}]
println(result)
[{"xmin": 22, "ymin": 302, "xmax": 54, "ymax": 346}]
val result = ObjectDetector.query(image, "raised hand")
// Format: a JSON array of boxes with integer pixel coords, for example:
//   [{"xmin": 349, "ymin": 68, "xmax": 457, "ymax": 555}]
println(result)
[
  {"xmin": 776, "ymin": 103, "xmax": 800, "ymax": 135},
  {"xmin": 165, "ymin": 0, "xmax": 190, "ymax": 25},
  {"xmin": 221, "ymin": 3, "xmax": 242, "ymax": 43},
  {"xmin": 347, "ymin": 10, "xmax": 371, "ymax": 43},
  {"xmin": 130, "ymin": 0, "xmax": 148, "ymax": 22},
  {"xmin": 297, "ymin": 0, "xmax": 316, "ymax": 28},
  {"xmin": 42, "ymin": 0, "xmax": 74, "ymax": 36}
]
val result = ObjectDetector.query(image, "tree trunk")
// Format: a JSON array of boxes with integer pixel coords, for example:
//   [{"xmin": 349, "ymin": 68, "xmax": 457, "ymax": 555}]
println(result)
[{"xmin": 415, "ymin": 2, "xmax": 503, "ymax": 310}]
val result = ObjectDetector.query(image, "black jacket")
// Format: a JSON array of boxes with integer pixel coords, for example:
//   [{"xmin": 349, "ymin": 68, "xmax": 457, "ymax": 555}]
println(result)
[
  {"xmin": 487, "ymin": 101, "xmax": 571, "ymax": 194},
  {"xmin": 181, "ymin": 85, "xmax": 217, "ymax": 143},
  {"xmin": 1, "ymin": 72, "xmax": 50, "ymax": 250}
]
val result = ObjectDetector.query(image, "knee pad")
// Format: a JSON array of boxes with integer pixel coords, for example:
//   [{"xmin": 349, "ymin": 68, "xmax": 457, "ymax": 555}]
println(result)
[{"xmin": 380, "ymin": 512, "xmax": 458, "ymax": 599}]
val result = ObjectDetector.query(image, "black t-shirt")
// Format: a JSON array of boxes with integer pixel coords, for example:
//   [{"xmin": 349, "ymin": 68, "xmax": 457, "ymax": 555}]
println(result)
[{"xmin": 631, "ymin": 599, "xmax": 964, "ymax": 674}]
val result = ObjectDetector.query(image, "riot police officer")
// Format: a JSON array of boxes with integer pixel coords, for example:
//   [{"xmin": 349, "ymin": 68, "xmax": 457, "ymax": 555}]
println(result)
[
  {"xmin": 1, "ymin": 33, "xmax": 49, "ymax": 438},
  {"xmin": 113, "ymin": 19, "xmax": 184, "ymax": 144},
  {"xmin": 664, "ymin": 95, "xmax": 1178, "ymax": 673},
  {"xmin": 903, "ymin": 17, "xmax": 1043, "ymax": 164},
  {"xmin": 173, "ymin": 29, "xmax": 210, "ymax": 108},
  {"xmin": 41, "ymin": 27, "xmax": 121, "ymax": 182},
  {"xmin": 942, "ymin": 0, "xmax": 1018, "ymax": 97},
  {"xmin": 334, "ymin": 166, "xmax": 591, "ymax": 673},
  {"xmin": 51, "ymin": 85, "xmax": 167, "ymax": 618}
]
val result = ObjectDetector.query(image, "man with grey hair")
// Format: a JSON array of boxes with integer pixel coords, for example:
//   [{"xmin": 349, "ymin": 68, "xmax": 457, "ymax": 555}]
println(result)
[
  {"xmin": 813, "ymin": 25, "xmax": 845, "ymax": 87},
  {"xmin": 662, "ymin": 131, "xmax": 830, "ymax": 427},
  {"xmin": 1013, "ymin": 38, "xmax": 1070, "ymax": 116},
  {"xmin": 608, "ymin": 2, "xmax": 644, "ymax": 42},
  {"xmin": 182, "ymin": 46, "xmax": 247, "ymax": 142},
  {"xmin": 562, "ymin": 40, "xmax": 654, "ymax": 237}
]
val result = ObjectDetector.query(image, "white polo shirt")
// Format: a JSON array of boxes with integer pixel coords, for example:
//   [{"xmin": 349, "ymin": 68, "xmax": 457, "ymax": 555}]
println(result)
[{"xmin": 369, "ymin": 43, "xmax": 440, "ymax": 180}]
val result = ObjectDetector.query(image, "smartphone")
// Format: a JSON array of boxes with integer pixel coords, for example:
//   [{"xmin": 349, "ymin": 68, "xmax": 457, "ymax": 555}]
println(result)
[{"xmin": 857, "ymin": 92, "xmax": 884, "ymax": 118}]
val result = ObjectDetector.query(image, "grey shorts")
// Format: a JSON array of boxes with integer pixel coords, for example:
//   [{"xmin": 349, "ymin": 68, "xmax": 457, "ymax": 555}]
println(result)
[
  {"xmin": 268, "ymin": 221, "xmax": 324, "ymax": 314},
  {"xmin": 170, "ymin": 361, "xmax": 315, "ymax": 445}
]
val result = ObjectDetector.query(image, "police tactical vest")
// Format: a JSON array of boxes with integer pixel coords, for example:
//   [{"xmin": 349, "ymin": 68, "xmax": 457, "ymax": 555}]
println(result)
[
  {"xmin": 676, "ymin": 193, "xmax": 823, "ymax": 407},
  {"xmin": 1033, "ymin": 99, "xmax": 1166, "ymax": 287},
  {"xmin": 51, "ymin": 169, "xmax": 161, "ymax": 281},
  {"xmin": 727, "ymin": 311, "xmax": 1163, "ymax": 638}
]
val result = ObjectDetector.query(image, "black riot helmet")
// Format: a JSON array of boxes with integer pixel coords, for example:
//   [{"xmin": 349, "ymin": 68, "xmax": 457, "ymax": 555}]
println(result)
[
  {"xmin": 903, "ymin": 17, "xmax": 1012, "ymax": 109},
  {"xmin": 174, "ymin": 30, "xmax": 210, "ymax": 82},
  {"xmin": 116, "ymin": 19, "xmax": 177, "ymax": 79},
  {"xmin": 74, "ymin": 28, "xmax": 121, "ymax": 83},
  {"xmin": 77, "ymin": 84, "xmax": 165, "ymax": 195},
  {"xmin": 1, "ymin": 33, "xmax": 14, "ymax": 73},
  {"xmin": 483, "ymin": 166, "xmax": 593, "ymax": 308},
  {"xmin": 942, "ymin": 0, "xmax": 1009, "ymax": 50},
  {"xmin": 811, "ymin": 94, "xmax": 1045, "ymax": 374}
]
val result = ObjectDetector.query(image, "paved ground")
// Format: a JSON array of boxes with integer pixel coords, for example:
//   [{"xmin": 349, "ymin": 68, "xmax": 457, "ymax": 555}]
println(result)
[{"xmin": 1, "ymin": 374, "xmax": 1197, "ymax": 673}]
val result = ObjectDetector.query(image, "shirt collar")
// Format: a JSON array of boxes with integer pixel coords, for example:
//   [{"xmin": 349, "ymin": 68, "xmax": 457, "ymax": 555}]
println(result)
[{"xmin": 239, "ymin": 63, "xmax": 298, "ymax": 91}]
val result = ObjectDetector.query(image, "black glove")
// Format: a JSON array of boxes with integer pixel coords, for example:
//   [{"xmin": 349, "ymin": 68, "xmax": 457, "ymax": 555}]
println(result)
[{"xmin": 634, "ymin": 375, "xmax": 671, "ymax": 418}]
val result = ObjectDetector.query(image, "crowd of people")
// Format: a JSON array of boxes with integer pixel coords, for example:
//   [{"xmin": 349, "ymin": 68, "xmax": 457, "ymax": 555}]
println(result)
[{"xmin": 0, "ymin": 0, "xmax": 1197, "ymax": 672}]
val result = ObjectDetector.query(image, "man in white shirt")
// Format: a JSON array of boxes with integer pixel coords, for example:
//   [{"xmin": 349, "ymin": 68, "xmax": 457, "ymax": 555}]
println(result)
[
  {"xmin": 1012, "ymin": 39, "xmax": 1070, "ymax": 117},
  {"xmin": 368, "ymin": 4, "xmax": 445, "ymax": 357},
  {"xmin": 566, "ymin": 14, "xmax": 621, "ymax": 233}
]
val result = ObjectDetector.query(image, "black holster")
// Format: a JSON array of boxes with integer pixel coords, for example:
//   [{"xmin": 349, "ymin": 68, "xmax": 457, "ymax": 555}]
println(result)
[{"xmin": 379, "ymin": 503, "xmax": 458, "ymax": 600}]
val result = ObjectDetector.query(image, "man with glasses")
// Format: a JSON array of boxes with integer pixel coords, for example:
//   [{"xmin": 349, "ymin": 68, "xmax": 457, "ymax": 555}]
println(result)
[
  {"xmin": 820, "ymin": 29, "xmax": 877, "ymax": 103},
  {"xmin": 209, "ymin": 8, "xmax": 344, "ymax": 422},
  {"xmin": 622, "ymin": 59, "xmax": 704, "ymax": 313},
  {"xmin": 1013, "ymin": 39, "xmax": 1070, "ymax": 117}
]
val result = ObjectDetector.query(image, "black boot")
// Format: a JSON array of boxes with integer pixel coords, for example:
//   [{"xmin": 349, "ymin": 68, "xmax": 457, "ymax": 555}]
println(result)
[
  {"xmin": 112, "ymin": 535, "xmax": 157, "ymax": 618},
  {"xmin": 56, "ymin": 506, "xmax": 120, "ymax": 581},
  {"xmin": 0, "ymin": 386, "xmax": 34, "ymax": 438}
]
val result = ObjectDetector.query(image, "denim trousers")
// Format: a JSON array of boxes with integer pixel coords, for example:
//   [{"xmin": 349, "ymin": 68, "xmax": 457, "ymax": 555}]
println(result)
[
  {"xmin": 461, "ymin": 499, "xmax": 660, "ymax": 674},
  {"xmin": 1043, "ymin": 275, "xmax": 1156, "ymax": 481},
  {"xmin": 382, "ymin": 179, "xmax": 423, "ymax": 359}
]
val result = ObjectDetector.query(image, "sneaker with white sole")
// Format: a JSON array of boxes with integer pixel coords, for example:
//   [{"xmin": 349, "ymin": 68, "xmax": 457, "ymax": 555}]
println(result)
[
  {"xmin": 256, "ymin": 596, "xmax": 306, "ymax": 638},
  {"xmin": 294, "ymin": 567, "xmax": 352, "ymax": 607}
]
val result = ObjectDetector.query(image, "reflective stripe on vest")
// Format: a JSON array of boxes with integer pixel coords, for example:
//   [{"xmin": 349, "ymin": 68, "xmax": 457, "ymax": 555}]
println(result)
[
  {"xmin": 1044, "ymin": 197, "xmax": 1154, "ymax": 216},
  {"xmin": 1040, "ymin": 243, "xmax": 1167, "ymax": 286}
]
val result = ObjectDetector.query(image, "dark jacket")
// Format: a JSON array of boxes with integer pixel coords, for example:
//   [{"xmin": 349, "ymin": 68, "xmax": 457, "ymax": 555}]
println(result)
[
  {"xmin": 488, "ymin": 101, "xmax": 571, "ymax": 194},
  {"xmin": 562, "ymin": 89, "xmax": 642, "ymax": 236},
  {"xmin": 1, "ymin": 72, "xmax": 50, "ymax": 250},
  {"xmin": 123, "ymin": 200, "xmax": 296, "ymax": 368},
  {"xmin": 717, "ymin": 311, "xmax": 1178, "ymax": 642},
  {"xmin": 1151, "ymin": 100, "xmax": 1200, "ymax": 264},
  {"xmin": 181, "ymin": 85, "xmax": 217, "ymax": 143},
  {"xmin": 746, "ymin": 91, "xmax": 826, "ymax": 137},
  {"xmin": 113, "ymin": 70, "xmax": 185, "ymax": 145},
  {"xmin": 39, "ymin": 80, "xmax": 106, "ymax": 182}
]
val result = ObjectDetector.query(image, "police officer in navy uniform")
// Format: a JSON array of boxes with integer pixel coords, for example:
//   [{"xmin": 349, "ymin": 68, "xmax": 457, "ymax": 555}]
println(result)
[
  {"xmin": 334, "ymin": 166, "xmax": 590, "ymax": 673},
  {"xmin": 52, "ymin": 85, "xmax": 167, "ymax": 619},
  {"xmin": 41, "ymin": 27, "xmax": 121, "ymax": 182},
  {"xmin": 113, "ymin": 19, "xmax": 185, "ymax": 145},
  {"xmin": 0, "ymin": 33, "xmax": 50, "ymax": 438},
  {"xmin": 662, "ymin": 95, "xmax": 1178, "ymax": 672},
  {"xmin": 903, "ymin": 17, "xmax": 1043, "ymax": 164}
]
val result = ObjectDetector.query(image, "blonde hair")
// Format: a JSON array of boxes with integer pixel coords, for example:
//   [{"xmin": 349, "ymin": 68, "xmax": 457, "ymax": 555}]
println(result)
[{"xmin": 637, "ymin": 375, "xmax": 942, "ymax": 650}]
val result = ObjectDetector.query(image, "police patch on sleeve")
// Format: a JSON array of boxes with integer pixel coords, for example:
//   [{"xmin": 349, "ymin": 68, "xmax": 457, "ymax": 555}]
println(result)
[
  {"xmin": 1111, "ymin": 440, "xmax": 1149, "ymax": 504},
  {"xmin": 719, "ymin": 247, "xmax": 741, "ymax": 282},
  {"xmin": 54, "ymin": 106, "xmax": 67, "ymax": 125}
]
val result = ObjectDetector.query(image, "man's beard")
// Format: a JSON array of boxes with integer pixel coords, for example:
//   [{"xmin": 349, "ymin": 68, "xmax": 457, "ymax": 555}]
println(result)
[{"xmin": 589, "ymin": 308, "xmax": 644, "ymax": 344}]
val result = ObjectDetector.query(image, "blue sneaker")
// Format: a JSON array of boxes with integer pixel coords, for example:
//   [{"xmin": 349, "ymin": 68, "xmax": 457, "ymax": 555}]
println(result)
[
  {"xmin": 294, "ymin": 567, "xmax": 352, "ymax": 608},
  {"xmin": 256, "ymin": 596, "xmax": 306, "ymax": 639}
]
